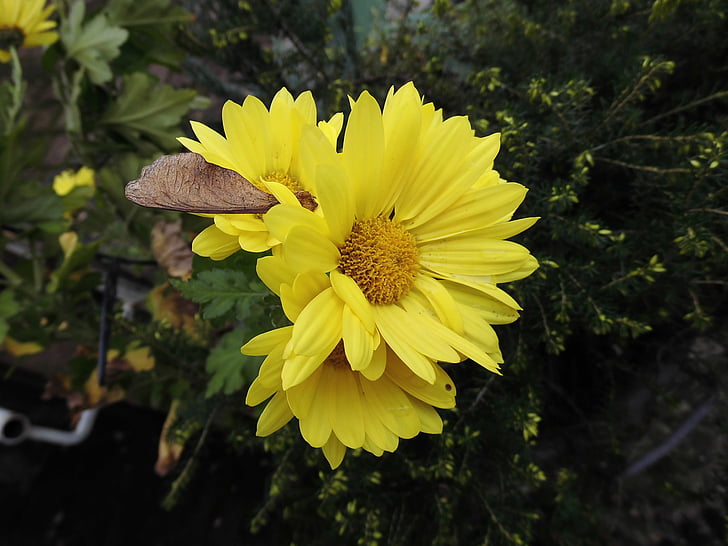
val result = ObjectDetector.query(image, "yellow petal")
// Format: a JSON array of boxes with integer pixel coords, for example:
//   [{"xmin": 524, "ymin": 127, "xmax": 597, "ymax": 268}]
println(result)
[
  {"xmin": 330, "ymin": 270, "xmax": 375, "ymax": 333},
  {"xmin": 342, "ymin": 305, "xmax": 374, "ymax": 371},
  {"xmin": 419, "ymin": 238, "xmax": 532, "ymax": 277},
  {"xmin": 290, "ymin": 287, "xmax": 344, "ymax": 356},
  {"xmin": 314, "ymin": 163, "xmax": 355, "ymax": 245},
  {"xmin": 256, "ymin": 255, "xmax": 296, "ymax": 295},
  {"xmin": 494, "ymin": 254, "xmax": 540, "ymax": 283},
  {"xmin": 386, "ymin": 355, "xmax": 456, "ymax": 409},
  {"xmin": 359, "ymin": 374, "xmax": 420, "ymax": 439},
  {"xmin": 361, "ymin": 411, "xmax": 397, "ymax": 453},
  {"xmin": 191, "ymin": 225, "xmax": 240, "ymax": 260},
  {"xmin": 256, "ymin": 391, "xmax": 294, "ymax": 436},
  {"xmin": 412, "ymin": 275, "xmax": 464, "ymax": 334},
  {"xmin": 281, "ymin": 225, "xmax": 340, "ymax": 273},
  {"xmin": 374, "ymin": 304, "xmax": 460, "ymax": 365},
  {"xmin": 268, "ymin": 89, "xmax": 295, "ymax": 173},
  {"xmin": 409, "ymin": 183, "xmax": 529, "ymax": 241},
  {"xmin": 411, "ymin": 397, "xmax": 443, "ymax": 434},
  {"xmin": 245, "ymin": 376, "xmax": 276, "ymax": 407},
  {"xmin": 264, "ymin": 204, "xmax": 328, "ymax": 241},
  {"xmin": 443, "ymin": 280, "xmax": 522, "ymax": 323},
  {"xmin": 294, "ymin": 90, "xmax": 317, "ymax": 125},
  {"xmin": 238, "ymin": 94, "xmax": 273, "ymax": 174},
  {"xmin": 400, "ymin": 295, "xmax": 500, "ymax": 374},
  {"xmin": 396, "ymin": 116, "xmax": 476, "ymax": 224},
  {"xmin": 322, "ymin": 435, "xmax": 347, "ymax": 469},
  {"xmin": 221, "ymin": 100, "xmax": 263, "ymax": 177},
  {"xmin": 329, "ymin": 367, "xmax": 365, "ymax": 448},
  {"xmin": 342, "ymin": 92, "xmax": 385, "ymax": 218},
  {"xmin": 286, "ymin": 365, "xmax": 324, "ymax": 420},
  {"xmin": 189, "ymin": 121, "xmax": 237, "ymax": 171},
  {"xmin": 242, "ymin": 326, "xmax": 294, "ymax": 355},
  {"xmin": 299, "ymin": 369, "xmax": 334, "ymax": 447},
  {"xmin": 378, "ymin": 83, "xmax": 423, "ymax": 214},
  {"xmin": 282, "ymin": 352, "xmax": 328, "ymax": 390},
  {"xmin": 359, "ymin": 339, "xmax": 386, "ymax": 381}
]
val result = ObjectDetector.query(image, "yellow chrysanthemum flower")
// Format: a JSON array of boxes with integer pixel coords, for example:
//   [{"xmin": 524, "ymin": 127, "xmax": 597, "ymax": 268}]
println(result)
[
  {"xmin": 248, "ymin": 83, "xmax": 538, "ymax": 390},
  {"xmin": 178, "ymin": 88, "xmax": 343, "ymax": 259},
  {"xmin": 52, "ymin": 166, "xmax": 95, "ymax": 196},
  {"xmin": 0, "ymin": 0, "xmax": 58, "ymax": 62}
]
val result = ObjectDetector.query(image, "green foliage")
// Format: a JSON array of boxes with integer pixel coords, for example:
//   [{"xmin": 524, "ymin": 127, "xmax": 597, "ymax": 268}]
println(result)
[
  {"xmin": 60, "ymin": 0, "xmax": 129, "ymax": 84},
  {"xmin": 204, "ymin": 327, "xmax": 261, "ymax": 397},
  {"xmin": 0, "ymin": 290, "xmax": 20, "ymax": 340},
  {"xmin": 101, "ymin": 72, "xmax": 199, "ymax": 153},
  {"xmin": 173, "ymin": 269, "xmax": 268, "ymax": 322}
]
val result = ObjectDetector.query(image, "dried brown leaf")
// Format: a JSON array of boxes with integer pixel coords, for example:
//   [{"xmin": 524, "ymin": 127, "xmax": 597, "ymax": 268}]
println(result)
[
  {"xmin": 125, "ymin": 153, "xmax": 317, "ymax": 213},
  {"xmin": 151, "ymin": 219, "xmax": 193, "ymax": 279}
]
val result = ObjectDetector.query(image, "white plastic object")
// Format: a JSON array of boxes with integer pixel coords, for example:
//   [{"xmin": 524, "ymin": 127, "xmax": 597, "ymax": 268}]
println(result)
[{"xmin": 0, "ymin": 406, "xmax": 98, "ymax": 446}]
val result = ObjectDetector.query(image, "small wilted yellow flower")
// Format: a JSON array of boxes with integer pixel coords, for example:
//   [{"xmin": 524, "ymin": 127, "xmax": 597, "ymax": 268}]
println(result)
[
  {"xmin": 0, "ymin": 0, "xmax": 59, "ymax": 62},
  {"xmin": 52, "ymin": 166, "xmax": 95, "ymax": 196},
  {"xmin": 179, "ymin": 88, "xmax": 343, "ymax": 259}
]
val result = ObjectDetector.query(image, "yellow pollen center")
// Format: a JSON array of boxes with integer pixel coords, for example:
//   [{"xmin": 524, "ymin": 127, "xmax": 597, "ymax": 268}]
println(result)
[
  {"xmin": 254, "ymin": 170, "xmax": 303, "ymax": 193},
  {"xmin": 338, "ymin": 217, "xmax": 420, "ymax": 305},
  {"xmin": 325, "ymin": 342, "xmax": 349, "ymax": 369}
]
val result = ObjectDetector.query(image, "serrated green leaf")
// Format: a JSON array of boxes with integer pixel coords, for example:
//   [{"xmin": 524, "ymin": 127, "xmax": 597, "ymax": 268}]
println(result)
[
  {"xmin": 205, "ymin": 328, "xmax": 261, "ymax": 397},
  {"xmin": 60, "ymin": 1, "xmax": 129, "ymax": 85},
  {"xmin": 101, "ymin": 72, "xmax": 197, "ymax": 152},
  {"xmin": 172, "ymin": 270, "xmax": 267, "ymax": 322}
]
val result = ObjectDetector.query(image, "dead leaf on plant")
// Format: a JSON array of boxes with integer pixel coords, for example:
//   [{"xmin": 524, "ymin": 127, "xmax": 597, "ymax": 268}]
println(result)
[
  {"xmin": 151, "ymin": 220, "xmax": 193, "ymax": 279},
  {"xmin": 125, "ymin": 153, "xmax": 317, "ymax": 214}
]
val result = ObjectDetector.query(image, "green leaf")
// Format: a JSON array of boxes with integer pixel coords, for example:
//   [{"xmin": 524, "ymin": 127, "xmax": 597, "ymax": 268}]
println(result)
[
  {"xmin": 0, "ymin": 290, "xmax": 21, "ymax": 341},
  {"xmin": 205, "ymin": 328, "xmax": 261, "ymax": 397},
  {"xmin": 0, "ymin": 190, "xmax": 65, "ymax": 229},
  {"xmin": 0, "ymin": 48, "xmax": 25, "ymax": 137},
  {"xmin": 60, "ymin": 1, "xmax": 129, "ymax": 85},
  {"xmin": 101, "ymin": 73, "xmax": 198, "ymax": 153},
  {"xmin": 172, "ymin": 269, "xmax": 267, "ymax": 322}
]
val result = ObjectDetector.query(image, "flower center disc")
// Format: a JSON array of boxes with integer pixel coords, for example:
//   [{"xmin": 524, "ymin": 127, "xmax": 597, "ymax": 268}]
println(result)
[
  {"xmin": 325, "ymin": 342, "xmax": 348, "ymax": 369},
  {"xmin": 257, "ymin": 171, "xmax": 303, "ymax": 193},
  {"xmin": 338, "ymin": 217, "xmax": 419, "ymax": 305}
]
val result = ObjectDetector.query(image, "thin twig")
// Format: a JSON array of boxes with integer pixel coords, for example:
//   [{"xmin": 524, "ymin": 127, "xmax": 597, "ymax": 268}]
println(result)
[
  {"xmin": 622, "ymin": 396, "xmax": 716, "ymax": 478},
  {"xmin": 595, "ymin": 62, "xmax": 668, "ymax": 133},
  {"xmin": 644, "ymin": 90, "xmax": 728, "ymax": 125},
  {"xmin": 590, "ymin": 133, "xmax": 705, "ymax": 153},
  {"xmin": 594, "ymin": 156, "xmax": 690, "ymax": 174},
  {"xmin": 687, "ymin": 208, "xmax": 728, "ymax": 217}
]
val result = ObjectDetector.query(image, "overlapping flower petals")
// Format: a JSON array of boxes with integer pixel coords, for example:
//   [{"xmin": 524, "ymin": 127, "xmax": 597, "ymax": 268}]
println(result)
[
  {"xmin": 241, "ymin": 82, "xmax": 537, "ymax": 467},
  {"xmin": 243, "ymin": 327, "xmax": 456, "ymax": 469},
  {"xmin": 179, "ymin": 88, "xmax": 343, "ymax": 258}
]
